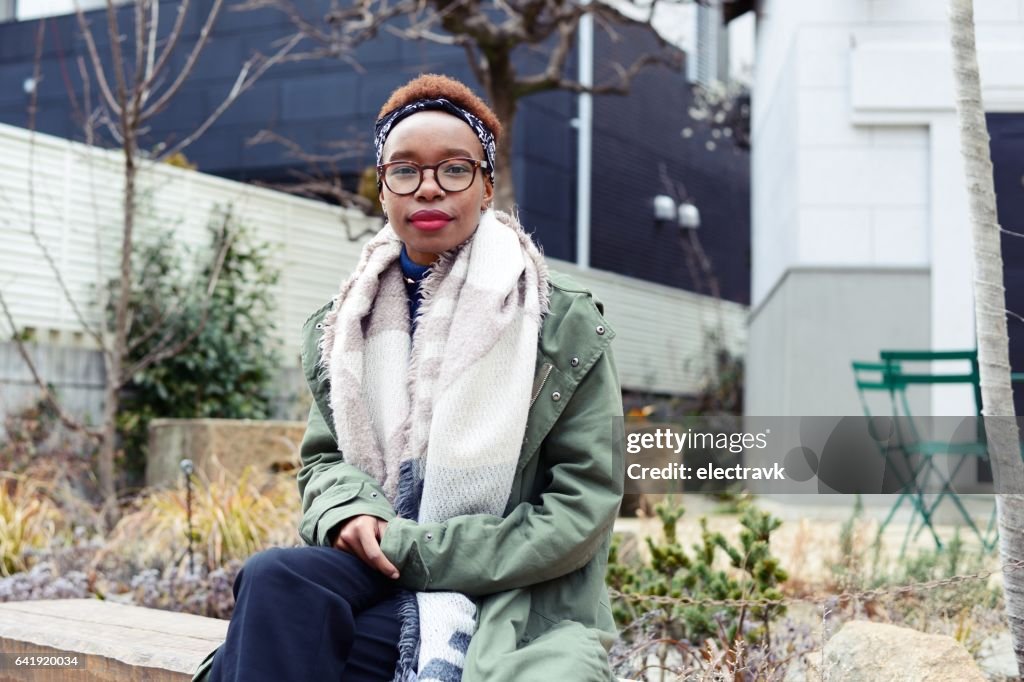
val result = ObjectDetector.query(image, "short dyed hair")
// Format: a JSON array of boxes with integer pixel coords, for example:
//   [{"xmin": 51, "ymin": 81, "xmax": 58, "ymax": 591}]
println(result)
[{"xmin": 377, "ymin": 74, "xmax": 502, "ymax": 144}]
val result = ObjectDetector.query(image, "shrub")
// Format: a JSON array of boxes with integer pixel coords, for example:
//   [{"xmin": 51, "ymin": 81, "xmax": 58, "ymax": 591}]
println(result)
[
  {"xmin": 111, "ymin": 206, "xmax": 281, "ymax": 487},
  {"xmin": 607, "ymin": 498, "xmax": 788, "ymax": 649}
]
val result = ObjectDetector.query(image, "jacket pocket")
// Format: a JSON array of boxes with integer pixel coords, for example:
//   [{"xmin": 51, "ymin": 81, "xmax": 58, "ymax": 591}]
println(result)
[{"xmin": 304, "ymin": 481, "xmax": 363, "ymax": 524}]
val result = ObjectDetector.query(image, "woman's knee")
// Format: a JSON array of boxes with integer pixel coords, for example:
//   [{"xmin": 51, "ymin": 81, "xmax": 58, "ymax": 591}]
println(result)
[{"xmin": 236, "ymin": 546, "xmax": 314, "ymax": 595}]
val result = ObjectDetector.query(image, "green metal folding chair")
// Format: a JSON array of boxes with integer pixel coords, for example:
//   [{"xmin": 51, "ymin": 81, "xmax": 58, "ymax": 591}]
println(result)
[
  {"xmin": 878, "ymin": 350, "xmax": 991, "ymax": 550},
  {"xmin": 851, "ymin": 359, "xmax": 943, "ymax": 551}
]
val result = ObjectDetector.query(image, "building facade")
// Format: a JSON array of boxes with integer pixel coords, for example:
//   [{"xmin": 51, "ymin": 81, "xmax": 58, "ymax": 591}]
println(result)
[
  {"xmin": 738, "ymin": 0, "xmax": 1024, "ymax": 419},
  {"xmin": 0, "ymin": 1, "xmax": 752, "ymax": 306}
]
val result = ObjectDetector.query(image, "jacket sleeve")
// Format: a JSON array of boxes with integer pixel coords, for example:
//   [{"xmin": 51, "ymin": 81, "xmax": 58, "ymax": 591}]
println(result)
[
  {"xmin": 296, "ymin": 400, "xmax": 398, "ymax": 547},
  {"xmin": 379, "ymin": 346, "xmax": 624, "ymax": 597}
]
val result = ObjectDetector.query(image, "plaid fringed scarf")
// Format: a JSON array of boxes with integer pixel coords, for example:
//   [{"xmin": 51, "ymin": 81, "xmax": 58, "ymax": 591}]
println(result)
[{"xmin": 318, "ymin": 209, "xmax": 549, "ymax": 681}]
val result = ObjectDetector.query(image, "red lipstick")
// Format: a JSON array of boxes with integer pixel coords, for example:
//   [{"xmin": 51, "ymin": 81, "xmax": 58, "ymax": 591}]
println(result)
[{"xmin": 409, "ymin": 209, "xmax": 453, "ymax": 231}]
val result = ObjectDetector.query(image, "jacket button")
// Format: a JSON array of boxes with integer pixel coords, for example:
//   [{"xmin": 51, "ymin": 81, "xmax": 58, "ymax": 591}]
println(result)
[
  {"xmin": 315, "ymin": 323, "xmax": 324, "ymax": 329},
  {"xmin": 595, "ymin": 325, "xmax": 605, "ymax": 335},
  {"xmin": 551, "ymin": 391, "xmax": 561, "ymax": 401},
  {"xmin": 371, "ymin": 492, "xmax": 378, "ymax": 498},
  {"xmin": 570, "ymin": 356, "xmax": 580, "ymax": 367},
  {"xmin": 426, "ymin": 532, "xmax": 434, "ymax": 540}
]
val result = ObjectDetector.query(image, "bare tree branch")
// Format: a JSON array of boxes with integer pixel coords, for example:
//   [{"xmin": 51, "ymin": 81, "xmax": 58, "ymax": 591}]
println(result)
[
  {"xmin": 589, "ymin": 51, "xmax": 680, "ymax": 94},
  {"xmin": 144, "ymin": 0, "xmax": 190, "ymax": 89},
  {"xmin": 0, "ymin": 290, "xmax": 102, "ymax": 440},
  {"xmin": 140, "ymin": 0, "xmax": 226, "ymax": 121},
  {"xmin": 97, "ymin": 107, "xmax": 127, "ymax": 145},
  {"xmin": 144, "ymin": 0, "xmax": 159, "ymax": 86},
  {"xmin": 460, "ymin": 39, "xmax": 487, "ymax": 85},
  {"xmin": 23, "ymin": 23, "xmax": 108, "ymax": 350},
  {"xmin": 125, "ymin": 285, "xmax": 191, "ymax": 354},
  {"xmin": 75, "ymin": 54, "xmax": 115, "ymax": 371},
  {"xmin": 154, "ymin": 32, "xmax": 303, "ymax": 161},
  {"xmin": 104, "ymin": 0, "xmax": 131, "ymax": 117},
  {"xmin": 513, "ymin": 16, "xmax": 578, "ymax": 97},
  {"xmin": 134, "ymin": 0, "xmax": 146, "ymax": 87},
  {"xmin": 245, "ymin": 128, "xmax": 378, "ymax": 225},
  {"xmin": 240, "ymin": 0, "xmax": 412, "ymax": 62},
  {"xmin": 73, "ymin": 3, "xmax": 122, "ymax": 115},
  {"xmin": 254, "ymin": 174, "xmax": 373, "ymax": 214},
  {"xmin": 247, "ymin": 129, "xmax": 366, "ymax": 165}
]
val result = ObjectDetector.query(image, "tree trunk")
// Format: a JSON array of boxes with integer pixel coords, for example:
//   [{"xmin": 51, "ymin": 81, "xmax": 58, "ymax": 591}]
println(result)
[
  {"xmin": 485, "ymin": 63, "xmax": 519, "ymax": 213},
  {"xmin": 948, "ymin": 0, "xmax": 1024, "ymax": 675},
  {"xmin": 98, "ymin": 124, "xmax": 139, "ymax": 527}
]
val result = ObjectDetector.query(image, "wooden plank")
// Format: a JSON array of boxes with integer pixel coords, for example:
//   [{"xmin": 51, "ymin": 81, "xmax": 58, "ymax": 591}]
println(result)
[{"xmin": 0, "ymin": 599, "xmax": 226, "ymax": 682}]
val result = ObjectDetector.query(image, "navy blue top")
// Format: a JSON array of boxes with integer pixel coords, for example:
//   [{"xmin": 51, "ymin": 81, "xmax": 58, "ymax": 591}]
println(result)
[{"xmin": 399, "ymin": 245, "xmax": 430, "ymax": 331}]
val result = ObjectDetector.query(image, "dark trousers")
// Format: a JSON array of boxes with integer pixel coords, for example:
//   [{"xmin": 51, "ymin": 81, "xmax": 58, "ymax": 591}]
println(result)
[{"xmin": 208, "ymin": 546, "xmax": 402, "ymax": 682}]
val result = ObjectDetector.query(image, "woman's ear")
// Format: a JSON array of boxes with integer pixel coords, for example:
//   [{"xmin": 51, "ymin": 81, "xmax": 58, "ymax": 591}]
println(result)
[{"xmin": 482, "ymin": 180, "xmax": 494, "ymax": 211}]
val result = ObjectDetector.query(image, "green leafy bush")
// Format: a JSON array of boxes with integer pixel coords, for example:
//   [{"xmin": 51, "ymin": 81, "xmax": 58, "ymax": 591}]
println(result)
[{"xmin": 111, "ymin": 207, "xmax": 281, "ymax": 486}]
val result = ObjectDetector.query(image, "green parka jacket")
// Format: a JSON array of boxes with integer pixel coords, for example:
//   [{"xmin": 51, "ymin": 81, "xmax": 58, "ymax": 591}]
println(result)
[{"xmin": 191, "ymin": 271, "xmax": 625, "ymax": 682}]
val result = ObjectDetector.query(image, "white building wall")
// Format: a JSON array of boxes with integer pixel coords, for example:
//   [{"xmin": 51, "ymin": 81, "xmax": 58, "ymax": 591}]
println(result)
[
  {"xmin": 0, "ymin": 123, "xmax": 746, "ymax": 399},
  {"xmin": 749, "ymin": 0, "xmax": 1024, "ymax": 417}
]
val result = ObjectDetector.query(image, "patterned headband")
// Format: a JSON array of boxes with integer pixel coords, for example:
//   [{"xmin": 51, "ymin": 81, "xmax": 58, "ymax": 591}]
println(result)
[{"xmin": 374, "ymin": 97, "xmax": 497, "ymax": 186}]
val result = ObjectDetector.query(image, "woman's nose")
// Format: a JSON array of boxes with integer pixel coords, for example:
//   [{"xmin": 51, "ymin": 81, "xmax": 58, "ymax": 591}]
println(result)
[{"xmin": 415, "ymin": 169, "xmax": 445, "ymax": 199}]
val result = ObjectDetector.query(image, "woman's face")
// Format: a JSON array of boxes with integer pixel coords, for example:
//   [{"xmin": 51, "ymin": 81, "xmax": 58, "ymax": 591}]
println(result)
[{"xmin": 379, "ymin": 111, "xmax": 494, "ymax": 266}]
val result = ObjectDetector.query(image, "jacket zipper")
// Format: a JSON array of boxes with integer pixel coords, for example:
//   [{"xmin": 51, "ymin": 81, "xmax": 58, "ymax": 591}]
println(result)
[{"xmin": 529, "ymin": 363, "xmax": 554, "ymax": 408}]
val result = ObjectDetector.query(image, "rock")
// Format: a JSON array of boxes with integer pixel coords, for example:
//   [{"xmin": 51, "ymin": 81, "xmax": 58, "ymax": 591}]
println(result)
[
  {"xmin": 783, "ymin": 650, "xmax": 822, "ymax": 682},
  {"xmin": 977, "ymin": 632, "xmax": 1018, "ymax": 681},
  {"xmin": 816, "ymin": 621, "xmax": 985, "ymax": 682}
]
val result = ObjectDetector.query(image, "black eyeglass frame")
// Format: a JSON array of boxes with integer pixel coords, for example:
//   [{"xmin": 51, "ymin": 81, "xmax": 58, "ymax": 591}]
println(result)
[{"xmin": 376, "ymin": 157, "xmax": 489, "ymax": 195}]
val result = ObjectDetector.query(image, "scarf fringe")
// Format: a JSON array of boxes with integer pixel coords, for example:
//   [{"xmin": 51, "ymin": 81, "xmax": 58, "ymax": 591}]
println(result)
[{"xmin": 393, "ymin": 589, "xmax": 421, "ymax": 682}]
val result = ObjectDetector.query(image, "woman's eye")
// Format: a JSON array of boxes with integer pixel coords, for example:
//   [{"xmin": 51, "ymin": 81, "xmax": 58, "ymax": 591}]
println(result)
[
  {"xmin": 388, "ymin": 165, "xmax": 418, "ymax": 176},
  {"xmin": 442, "ymin": 164, "xmax": 472, "ymax": 175}
]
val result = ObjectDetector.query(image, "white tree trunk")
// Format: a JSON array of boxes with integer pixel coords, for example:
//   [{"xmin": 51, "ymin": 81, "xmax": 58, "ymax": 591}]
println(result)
[{"xmin": 948, "ymin": 0, "xmax": 1024, "ymax": 675}]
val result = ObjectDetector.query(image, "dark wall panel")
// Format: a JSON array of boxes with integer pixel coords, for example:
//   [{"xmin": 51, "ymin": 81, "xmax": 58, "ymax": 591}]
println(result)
[
  {"xmin": 591, "ymin": 22, "xmax": 750, "ymax": 305},
  {"xmin": 989, "ymin": 113, "xmax": 1024, "ymax": 416}
]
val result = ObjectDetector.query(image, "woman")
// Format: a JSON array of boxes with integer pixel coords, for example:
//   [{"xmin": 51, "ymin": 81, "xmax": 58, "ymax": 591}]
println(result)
[{"xmin": 193, "ymin": 73, "xmax": 624, "ymax": 682}]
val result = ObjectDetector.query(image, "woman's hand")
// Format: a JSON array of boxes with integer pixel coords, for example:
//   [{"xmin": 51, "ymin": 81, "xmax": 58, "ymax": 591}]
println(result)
[{"xmin": 333, "ymin": 515, "xmax": 400, "ymax": 579}]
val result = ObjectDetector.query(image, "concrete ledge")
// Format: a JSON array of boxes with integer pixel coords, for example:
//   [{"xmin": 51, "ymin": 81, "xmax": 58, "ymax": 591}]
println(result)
[
  {"xmin": 0, "ymin": 599, "xmax": 226, "ymax": 681},
  {"xmin": 147, "ymin": 418, "xmax": 304, "ymax": 488}
]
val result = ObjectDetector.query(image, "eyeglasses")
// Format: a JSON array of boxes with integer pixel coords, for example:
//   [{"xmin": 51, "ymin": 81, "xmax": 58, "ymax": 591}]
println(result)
[{"xmin": 377, "ymin": 157, "xmax": 488, "ymax": 195}]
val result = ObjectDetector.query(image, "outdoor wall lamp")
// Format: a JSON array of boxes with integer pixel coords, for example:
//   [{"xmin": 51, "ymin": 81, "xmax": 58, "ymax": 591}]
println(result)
[
  {"xmin": 653, "ymin": 194, "xmax": 701, "ymax": 230},
  {"xmin": 653, "ymin": 194, "xmax": 676, "ymax": 221},
  {"xmin": 677, "ymin": 201, "xmax": 701, "ymax": 230}
]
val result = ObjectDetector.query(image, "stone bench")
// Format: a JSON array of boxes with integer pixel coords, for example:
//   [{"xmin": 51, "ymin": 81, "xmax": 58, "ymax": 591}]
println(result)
[{"xmin": 0, "ymin": 599, "xmax": 225, "ymax": 681}]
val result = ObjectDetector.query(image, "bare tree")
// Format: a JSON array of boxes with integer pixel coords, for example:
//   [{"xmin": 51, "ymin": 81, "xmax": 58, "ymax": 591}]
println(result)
[
  {"xmin": 0, "ymin": 0, "xmax": 298, "ymax": 525},
  {"xmin": 948, "ymin": 0, "xmax": 1024, "ymax": 675},
  {"xmin": 242, "ymin": 0, "xmax": 705, "ymax": 210}
]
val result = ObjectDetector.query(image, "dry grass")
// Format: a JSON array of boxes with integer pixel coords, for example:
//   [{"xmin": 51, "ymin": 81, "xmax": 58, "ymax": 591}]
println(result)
[
  {"xmin": 0, "ymin": 473, "xmax": 65, "ymax": 576},
  {"xmin": 96, "ymin": 466, "xmax": 301, "ymax": 573}
]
